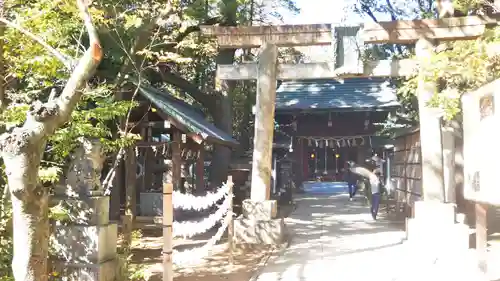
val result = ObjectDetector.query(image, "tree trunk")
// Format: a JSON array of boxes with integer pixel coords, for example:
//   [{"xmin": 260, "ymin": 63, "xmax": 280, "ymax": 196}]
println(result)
[
  {"xmin": 3, "ymin": 145, "xmax": 49, "ymax": 281},
  {"xmin": 0, "ymin": 2, "xmax": 102, "ymax": 280},
  {"xmin": 209, "ymin": 48, "xmax": 236, "ymax": 189},
  {"xmin": 122, "ymin": 145, "xmax": 137, "ymax": 249}
]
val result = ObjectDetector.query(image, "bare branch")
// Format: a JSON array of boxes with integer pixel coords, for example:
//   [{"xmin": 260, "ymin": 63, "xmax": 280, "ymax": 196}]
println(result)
[
  {"xmin": 51, "ymin": 0, "xmax": 103, "ymax": 128},
  {"xmin": 14, "ymin": 0, "xmax": 102, "ymax": 140},
  {"xmin": 0, "ymin": 17, "xmax": 73, "ymax": 69},
  {"xmin": 361, "ymin": 4, "xmax": 379, "ymax": 23}
]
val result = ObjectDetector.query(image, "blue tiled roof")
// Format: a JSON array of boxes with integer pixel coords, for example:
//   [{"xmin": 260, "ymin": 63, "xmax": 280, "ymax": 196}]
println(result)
[{"xmin": 276, "ymin": 78, "xmax": 400, "ymax": 111}]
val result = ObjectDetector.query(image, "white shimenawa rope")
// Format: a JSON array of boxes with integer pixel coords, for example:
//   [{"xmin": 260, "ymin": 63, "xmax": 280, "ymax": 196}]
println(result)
[
  {"xmin": 172, "ymin": 212, "xmax": 232, "ymax": 266},
  {"xmin": 173, "ymin": 183, "xmax": 230, "ymax": 211},
  {"xmin": 173, "ymin": 196, "xmax": 231, "ymax": 238}
]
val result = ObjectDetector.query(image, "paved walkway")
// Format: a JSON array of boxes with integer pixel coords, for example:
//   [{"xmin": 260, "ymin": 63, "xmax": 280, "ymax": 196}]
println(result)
[{"xmin": 251, "ymin": 182, "xmax": 488, "ymax": 281}]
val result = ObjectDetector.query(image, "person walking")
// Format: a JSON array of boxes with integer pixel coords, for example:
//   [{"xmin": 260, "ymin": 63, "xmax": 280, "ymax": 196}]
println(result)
[
  {"xmin": 348, "ymin": 161, "xmax": 382, "ymax": 220},
  {"xmin": 369, "ymin": 171, "xmax": 382, "ymax": 220},
  {"xmin": 371, "ymin": 153, "xmax": 385, "ymax": 183},
  {"xmin": 344, "ymin": 162, "xmax": 357, "ymax": 201}
]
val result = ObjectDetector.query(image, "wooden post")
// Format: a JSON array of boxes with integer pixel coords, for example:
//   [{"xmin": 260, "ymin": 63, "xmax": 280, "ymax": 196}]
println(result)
[
  {"xmin": 162, "ymin": 183, "xmax": 174, "ymax": 281},
  {"xmin": 475, "ymin": 202, "xmax": 488, "ymax": 274},
  {"xmin": 110, "ymin": 161, "xmax": 122, "ymax": 220},
  {"xmin": 298, "ymin": 138, "xmax": 304, "ymax": 186},
  {"xmin": 172, "ymin": 130, "xmax": 182, "ymax": 191},
  {"xmin": 144, "ymin": 126, "xmax": 153, "ymax": 192},
  {"xmin": 415, "ymin": 38, "xmax": 446, "ymax": 202},
  {"xmin": 227, "ymin": 175, "xmax": 234, "ymax": 264},
  {"xmin": 196, "ymin": 144, "xmax": 205, "ymax": 193},
  {"xmin": 250, "ymin": 43, "xmax": 278, "ymax": 202}
]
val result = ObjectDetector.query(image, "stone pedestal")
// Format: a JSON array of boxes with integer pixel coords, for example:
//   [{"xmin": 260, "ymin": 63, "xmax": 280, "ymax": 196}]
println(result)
[
  {"xmin": 406, "ymin": 201, "xmax": 470, "ymax": 256},
  {"xmin": 50, "ymin": 139, "xmax": 118, "ymax": 281},
  {"xmin": 234, "ymin": 199, "xmax": 286, "ymax": 245}
]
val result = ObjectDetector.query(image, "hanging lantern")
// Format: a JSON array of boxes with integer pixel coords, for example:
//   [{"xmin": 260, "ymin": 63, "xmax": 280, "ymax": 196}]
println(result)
[
  {"xmin": 325, "ymin": 139, "xmax": 329, "ymax": 147},
  {"xmin": 319, "ymin": 140, "xmax": 323, "ymax": 148},
  {"xmin": 308, "ymin": 139, "xmax": 312, "ymax": 146},
  {"xmin": 311, "ymin": 153, "xmax": 315, "ymax": 159}
]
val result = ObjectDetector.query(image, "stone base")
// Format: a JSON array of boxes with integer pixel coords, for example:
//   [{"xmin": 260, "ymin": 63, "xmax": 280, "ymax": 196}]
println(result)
[
  {"xmin": 413, "ymin": 201, "xmax": 456, "ymax": 222},
  {"xmin": 233, "ymin": 216, "xmax": 286, "ymax": 245},
  {"xmin": 51, "ymin": 223, "xmax": 117, "ymax": 263},
  {"xmin": 242, "ymin": 199, "xmax": 277, "ymax": 220},
  {"xmin": 406, "ymin": 201, "xmax": 470, "ymax": 256},
  {"xmin": 406, "ymin": 218, "xmax": 470, "ymax": 253},
  {"xmin": 51, "ymin": 258, "xmax": 117, "ymax": 281}
]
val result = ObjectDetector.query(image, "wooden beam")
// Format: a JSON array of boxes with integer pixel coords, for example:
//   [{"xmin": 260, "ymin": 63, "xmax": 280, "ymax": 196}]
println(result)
[
  {"xmin": 200, "ymin": 24, "xmax": 332, "ymax": 48},
  {"xmin": 217, "ymin": 63, "xmax": 332, "ymax": 80},
  {"xmin": 196, "ymin": 146, "xmax": 205, "ymax": 193},
  {"xmin": 172, "ymin": 130, "xmax": 182, "ymax": 191},
  {"xmin": 361, "ymin": 15, "xmax": 499, "ymax": 44},
  {"xmin": 216, "ymin": 59, "xmax": 417, "ymax": 80},
  {"xmin": 127, "ymin": 121, "xmax": 171, "ymax": 129},
  {"xmin": 362, "ymin": 59, "xmax": 417, "ymax": 77}
]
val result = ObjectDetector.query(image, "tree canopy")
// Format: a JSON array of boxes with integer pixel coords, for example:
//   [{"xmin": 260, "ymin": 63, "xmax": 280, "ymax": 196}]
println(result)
[
  {"xmin": 352, "ymin": 0, "xmax": 500, "ymax": 136},
  {"xmin": 0, "ymin": 0, "xmax": 302, "ymax": 279}
]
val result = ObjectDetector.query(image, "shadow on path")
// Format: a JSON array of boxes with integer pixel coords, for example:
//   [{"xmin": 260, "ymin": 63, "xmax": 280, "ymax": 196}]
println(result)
[{"xmin": 251, "ymin": 183, "xmax": 407, "ymax": 281}]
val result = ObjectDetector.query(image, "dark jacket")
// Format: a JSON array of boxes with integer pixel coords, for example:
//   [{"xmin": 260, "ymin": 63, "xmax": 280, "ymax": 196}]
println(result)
[{"xmin": 344, "ymin": 168, "xmax": 356, "ymax": 184}]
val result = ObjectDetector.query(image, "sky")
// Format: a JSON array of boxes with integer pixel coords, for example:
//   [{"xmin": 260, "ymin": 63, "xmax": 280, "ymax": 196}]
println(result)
[
  {"xmin": 279, "ymin": 0, "xmax": 363, "ymax": 25},
  {"xmin": 270, "ymin": 0, "xmax": 364, "ymax": 62}
]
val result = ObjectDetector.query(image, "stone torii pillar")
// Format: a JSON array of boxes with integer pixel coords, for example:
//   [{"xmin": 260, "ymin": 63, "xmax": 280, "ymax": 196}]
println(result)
[
  {"xmin": 362, "ymin": 13, "xmax": 493, "ymax": 256},
  {"xmin": 250, "ymin": 42, "xmax": 278, "ymax": 202}
]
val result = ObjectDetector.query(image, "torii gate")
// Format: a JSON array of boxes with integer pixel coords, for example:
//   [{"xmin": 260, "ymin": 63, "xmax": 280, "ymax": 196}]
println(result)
[
  {"xmin": 200, "ymin": 23, "xmax": 413, "ymax": 244},
  {"xmin": 363, "ymin": 12, "xmax": 500, "ymax": 271}
]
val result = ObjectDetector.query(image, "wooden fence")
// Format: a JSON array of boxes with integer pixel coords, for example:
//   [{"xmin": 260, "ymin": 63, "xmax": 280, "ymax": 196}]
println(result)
[{"xmin": 391, "ymin": 128, "xmax": 422, "ymax": 214}]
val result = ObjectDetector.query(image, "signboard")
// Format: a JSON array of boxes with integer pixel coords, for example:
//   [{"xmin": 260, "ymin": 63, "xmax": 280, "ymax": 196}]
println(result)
[{"xmin": 462, "ymin": 79, "xmax": 500, "ymax": 205}]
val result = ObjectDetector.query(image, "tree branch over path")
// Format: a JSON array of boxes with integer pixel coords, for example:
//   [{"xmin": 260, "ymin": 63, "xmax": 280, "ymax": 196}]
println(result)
[
  {"xmin": 0, "ymin": 18, "xmax": 73, "ymax": 70},
  {"xmin": 6, "ymin": 0, "xmax": 103, "ymax": 150}
]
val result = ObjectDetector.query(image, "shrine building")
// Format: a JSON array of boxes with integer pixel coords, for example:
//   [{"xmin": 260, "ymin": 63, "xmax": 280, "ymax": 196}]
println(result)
[{"xmin": 273, "ymin": 77, "xmax": 400, "ymax": 183}]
